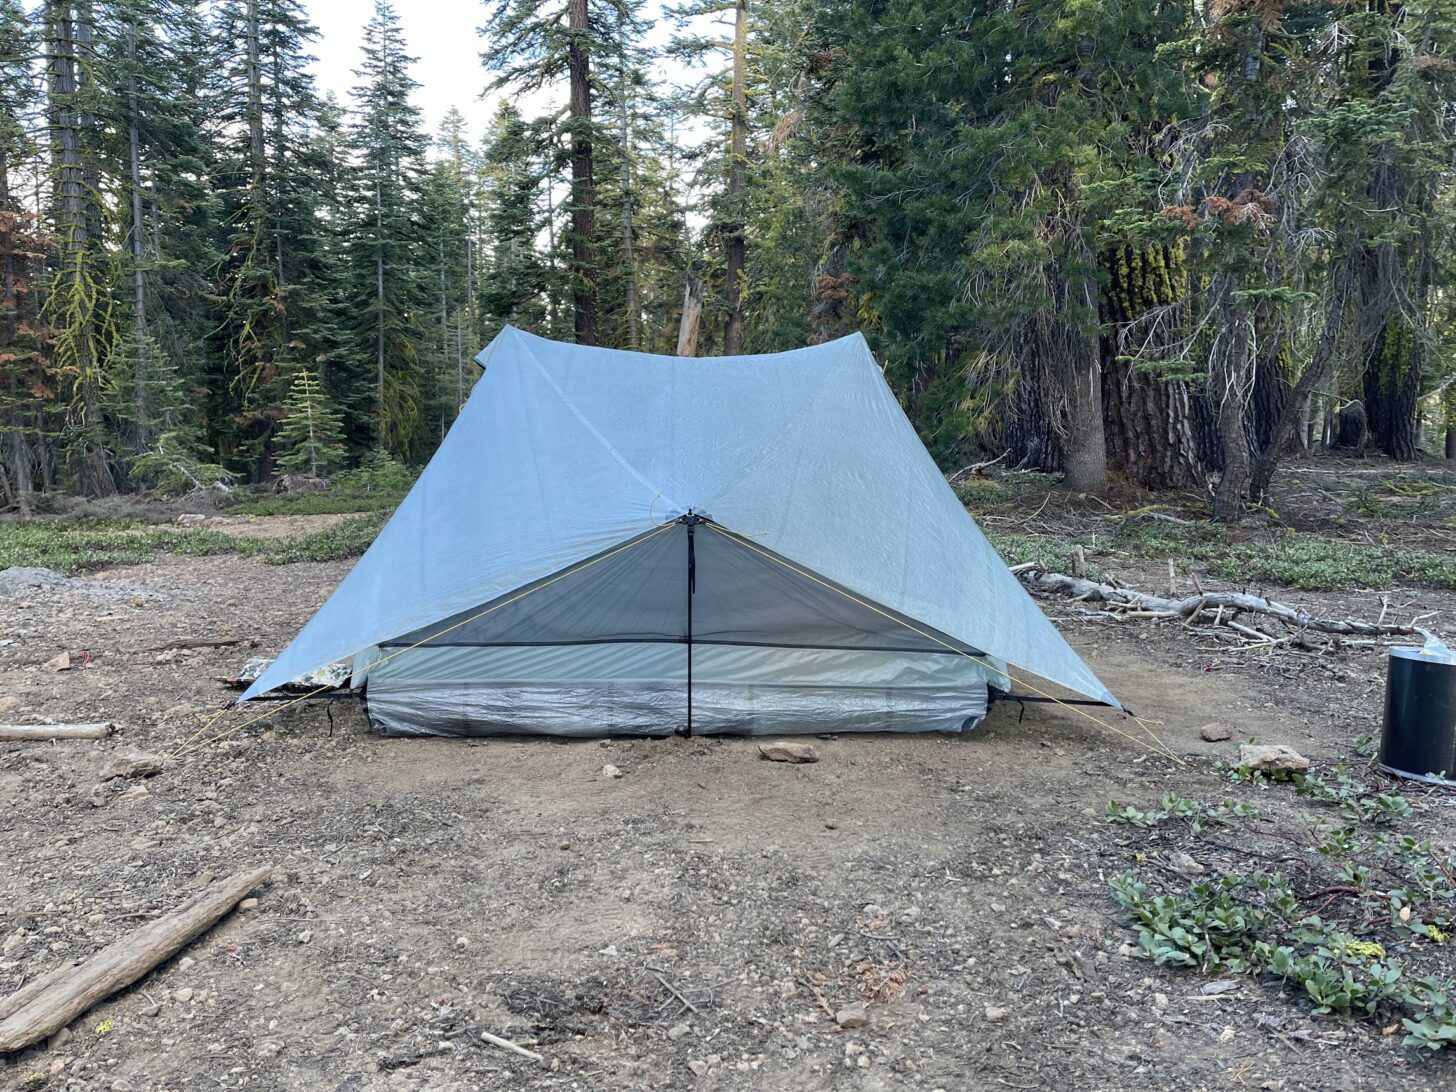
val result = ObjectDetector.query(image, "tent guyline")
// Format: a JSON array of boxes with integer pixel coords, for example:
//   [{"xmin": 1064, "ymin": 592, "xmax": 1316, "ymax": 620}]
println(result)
[{"xmin": 238, "ymin": 327, "xmax": 1124, "ymax": 743}]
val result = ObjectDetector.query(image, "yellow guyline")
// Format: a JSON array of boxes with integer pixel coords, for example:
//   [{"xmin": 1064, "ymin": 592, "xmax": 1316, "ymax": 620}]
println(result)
[
  {"xmin": 168, "ymin": 521, "xmax": 681, "ymax": 759},
  {"xmin": 703, "ymin": 523, "xmax": 1186, "ymax": 766}
]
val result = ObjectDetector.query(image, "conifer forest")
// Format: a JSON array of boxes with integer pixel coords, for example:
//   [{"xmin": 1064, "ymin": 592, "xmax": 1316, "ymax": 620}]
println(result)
[{"xmin": 1, "ymin": 0, "xmax": 1454, "ymax": 520}]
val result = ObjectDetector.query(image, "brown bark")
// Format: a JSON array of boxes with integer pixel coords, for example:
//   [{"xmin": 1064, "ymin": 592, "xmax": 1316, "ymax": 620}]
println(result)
[
  {"xmin": 1098, "ymin": 244, "xmax": 1210, "ymax": 490},
  {"xmin": 0, "ymin": 867, "xmax": 271, "ymax": 1052},
  {"xmin": 1248, "ymin": 262, "xmax": 1353, "ymax": 500},
  {"xmin": 48, "ymin": 1, "xmax": 113, "ymax": 496},
  {"xmin": 721, "ymin": 0, "xmax": 747, "ymax": 355},
  {"xmin": 567, "ymin": 0, "xmax": 597, "ymax": 345},
  {"xmin": 1209, "ymin": 285, "xmax": 1252, "ymax": 523}
]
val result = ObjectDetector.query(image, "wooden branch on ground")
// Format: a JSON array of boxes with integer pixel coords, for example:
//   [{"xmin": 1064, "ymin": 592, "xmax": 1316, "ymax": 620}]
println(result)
[
  {"xmin": 0, "ymin": 723, "xmax": 115, "ymax": 742},
  {"xmin": 947, "ymin": 451, "xmax": 1008, "ymax": 483},
  {"xmin": 0, "ymin": 866, "xmax": 271, "ymax": 1053},
  {"xmin": 1017, "ymin": 566, "xmax": 1420, "ymax": 639},
  {"xmin": 477, "ymin": 1028, "xmax": 543, "ymax": 1063}
]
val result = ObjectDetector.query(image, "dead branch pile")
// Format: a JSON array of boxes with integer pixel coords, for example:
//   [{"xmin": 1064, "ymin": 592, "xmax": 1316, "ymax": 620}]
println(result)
[{"xmin": 1013, "ymin": 563, "xmax": 1430, "ymax": 652}]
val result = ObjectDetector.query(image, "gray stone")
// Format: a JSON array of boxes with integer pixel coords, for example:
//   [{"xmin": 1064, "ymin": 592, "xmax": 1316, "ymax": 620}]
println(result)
[
  {"xmin": 1237, "ymin": 744, "xmax": 1310, "ymax": 775},
  {"xmin": 101, "ymin": 751, "xmax": 164, "ymax": 780},
  {"xmin": 836, "ymin": 1002, "xmax": 870, "ymax": 1029},
  {"xmin": 668, "ymin": 1023, "xmax": 691, "ymax": 1041},
  {"xmin": 1169, "ymin": 851, "xmax": 1205, "ymax": 877},
  {"xmin": 1199, "ymin": 724, "xmax": 1232, "ymax": 742},
  {"xmin": 758, "ymin": 741, "xmax": 819, "ymax": 764}
]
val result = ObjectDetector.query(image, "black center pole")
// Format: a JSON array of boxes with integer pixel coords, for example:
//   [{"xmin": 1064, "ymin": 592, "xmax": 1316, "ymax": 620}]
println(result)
[{"xmin": 680, "ymin": 510, "xmax": 703, "ymax": 737}]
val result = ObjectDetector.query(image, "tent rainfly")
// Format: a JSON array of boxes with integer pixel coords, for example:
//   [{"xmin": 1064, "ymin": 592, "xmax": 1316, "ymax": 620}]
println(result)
[{"xmin": 242, "ymin": 327, "xmax": 1118, "ymax": 737}]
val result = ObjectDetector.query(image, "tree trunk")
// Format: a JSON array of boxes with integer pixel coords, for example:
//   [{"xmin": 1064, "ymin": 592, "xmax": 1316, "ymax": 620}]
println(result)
[
  {"xmin": 126, "ymin": 24, "xmax": 149, "ymax": 450},
  {"xmin": 1248, "ymin": 260, "xmax": 1353, "ymax": 500},
  {"xmin": 1, "ymin": 145, "xmax": 35, "ymax": 515},
  {"xmin": 566, "ymin": 0, "xmax": 597, "ymax": 345},
  {"xmin": 1363, "ymin": 316, "xmax": 1422, "ymax": 460},
  {"xmin": 48, "ymin": 1, "xmax": 113, "ymax": 496},
  {"xmin": 1003, "ymin": 322, "xmax": 1061, "ymax": 472},
  {"xmin": 676, "ymin": 276, "xmax": 703, "ymax": 357},
  {"xmin": 617, "ymin": 6, "xmax": 640, "ymax": 349},
  {"xmin": 1210, "ymin": 286, "xmax": 1252, "ymax": 523},
  {"xmin": 375, "ymin": 177, "xmax": 385, "ymax": 436},
  {"xmin": 1062, "ymin": 336, "xmax": 1107, "ymax": 493},
  {"xmin": 1098, "ymin": 243, "xmax": 1209, "ymax": 490},
  {"xmin": 721, "ymin": 0, "xmax": 748, "ymax": 355}
]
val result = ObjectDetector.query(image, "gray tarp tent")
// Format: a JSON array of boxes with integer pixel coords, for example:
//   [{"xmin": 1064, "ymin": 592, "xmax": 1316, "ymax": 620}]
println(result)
[{"xmin": 241, "ymin": 327, "xmax": 1118, "ymax": 736}]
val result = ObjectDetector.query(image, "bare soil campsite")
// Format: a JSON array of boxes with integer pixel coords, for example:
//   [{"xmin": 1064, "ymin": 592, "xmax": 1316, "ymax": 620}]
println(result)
[{"xmin": 0, "ymin": 457, "xmax": 1453, "ymax": 1091}]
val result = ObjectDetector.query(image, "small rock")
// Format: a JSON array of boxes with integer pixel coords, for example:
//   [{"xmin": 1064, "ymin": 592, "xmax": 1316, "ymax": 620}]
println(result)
[
  {"xmin": 558, "ymin": 841, "xmax": 571, "ymax": 851},
  {"xmin": 176, "ymin": 513, "xmax": 208, "ymax": 525},
  {"xmin": 689, "ymin": 1059, "xmax": 709, "ymax": 1076},
  {"xmin": 1169, "ymin": 851, "xmax": 1204, "ymax": 877},
  {"xmin": 118, "ymin": 786, "xmax": 150, "ymax": 802},
  {"xmin": 1202, "ymin": 979, "xmax": 1237, "ymax": 996},
  {"xmin": 101, "ymin": 751, "xmax": 164, "ymax": 780},
  {"xmin": 836, "ymin": 1003, "xmax": 870, "ymax": 1029},
  {"xmin": 255, "ymin": 1039, "xmax": 284, "ymax": 1058},
  {"xmin": 667, "ymin": 1023, "xmax": 691, "ymax": 1041},
  {"xmin": 757, "ymin": 741, "xmax": 818, "ymax": 764},
  {"xmin": 602, "ymin": 764, "xmax": 624, "ymax": 779},
  {"xmin": 174, "ymin": 987, "xmax": 194, "ymax": 1003},
  {"xmin": 1237, "ymin": 743, "xmax": 1310, "ymax": 775},
  {"xmin": 1199, "ymin": 723, "xmax": 1232, "ymax": 742},
  {"xmin": 239, "ymin": 898, "xmax": 259, "ymax": 910},
  {"xmin": 43, "ymin": 651, "xmax": 71, "ymax": 672},
  {"xmin": 983, "ymin": 1005, "xmax": 1007, "ymax": 1023},
  {"xmin": 1152, "ymin": 992, "xmax": 1169, "ymax": 1010},
  {"xmin": 0, "ymin": 695, "xmax": 19, "ymax": 715},
  {"xmin": 139, "ymin": 1003, "xmax": 161, "ymax": 1018},
  {"xmin": 48, "ymin": 1027, "xmax": 71, "ymax": 1048}
]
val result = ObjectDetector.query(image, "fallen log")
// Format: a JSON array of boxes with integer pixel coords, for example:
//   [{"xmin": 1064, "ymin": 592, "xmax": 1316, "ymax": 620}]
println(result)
[
  {"xmin": 0, "ymin": 723, "xmax": 115, "ymax": 742},
  {"xmin": 1017, "ymin": 567, "xmax": 1418, "ymax": 637},
  {"xmin": 0, "ymin": 865, "xmax": 271, "ymax": 1053}
]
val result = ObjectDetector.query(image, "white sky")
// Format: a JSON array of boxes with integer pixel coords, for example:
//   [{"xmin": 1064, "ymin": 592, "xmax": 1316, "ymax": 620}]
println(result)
[
  {"xmin": 302, "ymin": 0, "xmax": 701, "ymax": 147},
  {"xmin": 303, "ymin": 0, "xmax": 501, "ymax": 143}
]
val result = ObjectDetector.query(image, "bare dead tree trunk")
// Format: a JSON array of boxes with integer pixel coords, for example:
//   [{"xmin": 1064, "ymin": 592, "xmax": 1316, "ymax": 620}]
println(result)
[
  {"xmin": 676, "ymin": 276, "xmax": 703, "ymax": 357},
  {"xmin": 567, "ymin": 0, "xmax": 597, "ymax": 345},
  {"xmin": 721, "ymin": 0, "xmax": 748, "ymax": 355}
]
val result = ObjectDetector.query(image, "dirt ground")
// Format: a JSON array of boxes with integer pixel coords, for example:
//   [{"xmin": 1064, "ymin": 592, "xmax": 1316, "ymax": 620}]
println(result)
[{"xmin": 2, "ymin": 498, "xmax": 1456, "ymax": 1090}]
